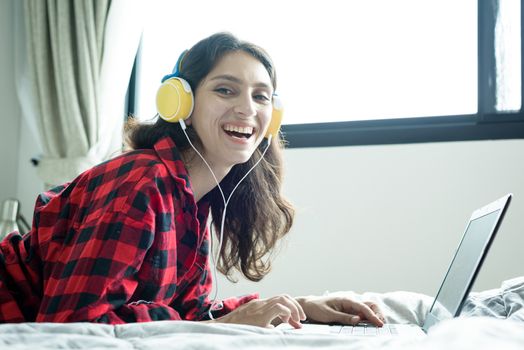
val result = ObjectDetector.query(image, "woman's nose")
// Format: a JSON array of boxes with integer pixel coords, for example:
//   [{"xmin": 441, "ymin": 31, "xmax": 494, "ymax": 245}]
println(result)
[{"xmin": 233, "ymin": 94, "xmax": 256, "ymax": 118}]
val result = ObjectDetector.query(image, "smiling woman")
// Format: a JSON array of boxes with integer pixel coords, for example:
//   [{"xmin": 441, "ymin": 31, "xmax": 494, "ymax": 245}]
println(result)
[{"xmin": 125, "ymin": 33, "xmax": 292, "ymax": 285}]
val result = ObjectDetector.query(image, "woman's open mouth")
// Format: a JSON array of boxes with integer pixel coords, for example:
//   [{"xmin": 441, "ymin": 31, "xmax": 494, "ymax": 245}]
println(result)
[{"xmin": 222, "ymin": 124, "xmax": 255, "ymax": 140}]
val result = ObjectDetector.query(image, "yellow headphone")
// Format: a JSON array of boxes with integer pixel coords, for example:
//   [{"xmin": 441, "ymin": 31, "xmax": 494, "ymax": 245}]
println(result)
[{"xmin": 156, "ymin": 51, "xmax": 283, "ymax": 139}]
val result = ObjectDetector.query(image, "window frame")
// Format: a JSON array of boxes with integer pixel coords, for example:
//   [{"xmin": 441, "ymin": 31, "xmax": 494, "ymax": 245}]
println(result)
[{"xmin": 126, "ymin": 0, "xmax": 524, "ymax": 148}]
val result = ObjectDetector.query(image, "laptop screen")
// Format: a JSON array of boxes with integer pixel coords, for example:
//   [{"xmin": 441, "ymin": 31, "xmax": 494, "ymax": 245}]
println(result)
[{"xmin": 428, "ymin": 209, "xmax": 501, "ymax": 320}]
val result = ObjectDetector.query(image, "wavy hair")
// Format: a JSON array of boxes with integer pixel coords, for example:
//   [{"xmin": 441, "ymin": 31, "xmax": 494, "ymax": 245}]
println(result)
[{"xmin": 125, "ymin": 32, "xmax": 294, "ymax": 281}]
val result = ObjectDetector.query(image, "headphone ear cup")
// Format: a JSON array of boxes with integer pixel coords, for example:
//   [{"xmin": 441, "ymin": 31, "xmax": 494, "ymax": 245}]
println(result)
[
  {"xmin": 156, "ymin": 77, "xmax": 194, "ymax": 123},
  {"xmin": 265, "ymin": 95, "xmax": 283, "ymax": 139}
]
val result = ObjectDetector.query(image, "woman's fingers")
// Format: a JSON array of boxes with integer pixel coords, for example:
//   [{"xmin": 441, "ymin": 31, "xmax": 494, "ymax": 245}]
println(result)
[
  {"xmin": 286, "ymin": 295, "xmax": 307, "ymax": 321},
  {"xmin": 268, "ymin": 295, "xmax": 305, "ymax": 327},
  {"xmin": 325, "ymin": 309, "xmax": 362, "ymax": 325},
  {"xmin": 276, "ymin": 294, "xmax": 306, "ymax": 321},
  {"xmin": 268, "ymin": 302, "xmax": 294, "ymax": 327},
  {"xmin": 217, "ymin": 294, "xmax": 308, "ymax": 329},
  {"xmin": 366, "ymin": 301, "xmax": 386, "ymax": 322},
  {"xmin": 339, "ymin": 299, "xmax": 384, "ymax": 326}
]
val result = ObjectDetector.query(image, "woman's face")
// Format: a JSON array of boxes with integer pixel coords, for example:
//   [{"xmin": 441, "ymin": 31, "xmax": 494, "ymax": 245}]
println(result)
[{"xmin": 186, "ymin": 50, "xmax": 274, "ymax": 171}]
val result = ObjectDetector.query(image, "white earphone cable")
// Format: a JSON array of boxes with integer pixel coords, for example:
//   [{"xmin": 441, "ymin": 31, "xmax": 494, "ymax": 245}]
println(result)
[
  {"xmin": 179, "ymin": 119, "xmax": 272, "ymax": 320},
  {"xmin": 179, "ymin": 120, "xmax": 226, "ymax": 205}
]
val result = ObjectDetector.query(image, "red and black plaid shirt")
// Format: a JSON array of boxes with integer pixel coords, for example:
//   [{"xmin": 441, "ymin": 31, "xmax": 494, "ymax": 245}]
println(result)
[{"xmin": 0, "ymin": 136, "xmax": 257, "ymax": 323}]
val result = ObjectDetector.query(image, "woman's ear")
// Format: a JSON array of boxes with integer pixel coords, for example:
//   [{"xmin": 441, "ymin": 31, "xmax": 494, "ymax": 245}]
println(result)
[{"xmin": 185, "ymin": 115, "xmax": 193, "ymax": 126}]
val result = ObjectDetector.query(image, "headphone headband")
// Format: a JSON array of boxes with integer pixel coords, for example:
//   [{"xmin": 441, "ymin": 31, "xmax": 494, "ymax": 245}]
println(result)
[{"xmin": 161, "ymin": 50, "xmax": 188, "ymax": 83}]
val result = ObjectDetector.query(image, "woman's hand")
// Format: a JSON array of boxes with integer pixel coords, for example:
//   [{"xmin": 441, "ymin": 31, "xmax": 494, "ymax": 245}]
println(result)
[
  {"xmin": 215, "ymin": 295, "xmax": 306, "ymax": 328},
  {"xmin": 296, "ymin": 295, "xmax": 385, "ymax": 327}
]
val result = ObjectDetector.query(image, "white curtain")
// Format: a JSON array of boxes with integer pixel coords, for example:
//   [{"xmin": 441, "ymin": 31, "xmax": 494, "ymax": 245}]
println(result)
[{"xmin": 15, "ymin": 0, "xmax": 144, "ymax": 188}]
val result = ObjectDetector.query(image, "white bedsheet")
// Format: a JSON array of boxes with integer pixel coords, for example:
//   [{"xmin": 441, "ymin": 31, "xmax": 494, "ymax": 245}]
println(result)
[{"xmin": 1, "ymin": 276, "xmax": 523, "ymax": 350}]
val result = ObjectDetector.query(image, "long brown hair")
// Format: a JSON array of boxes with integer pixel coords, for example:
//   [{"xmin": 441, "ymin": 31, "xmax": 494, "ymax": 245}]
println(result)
[{"xmin": 125, "ymin": 32, "xmax": 294, "ymax": 281}]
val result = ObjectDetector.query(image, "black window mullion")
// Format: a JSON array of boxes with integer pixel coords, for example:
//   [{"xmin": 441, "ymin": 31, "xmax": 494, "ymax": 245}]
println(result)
[
  {"xmin": 521, "ymin": 0, "xmax": 524, "ymax": 114},
  {"xmin": 125, "ymin": 39, "xmax": 142, "ymax": 121},
  {"xmin": 477, "ymin": 0, "xmax": 498, "ymax": 120}
]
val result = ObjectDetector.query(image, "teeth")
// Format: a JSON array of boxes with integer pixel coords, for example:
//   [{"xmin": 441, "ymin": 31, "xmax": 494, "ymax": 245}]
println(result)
[{"xmin": 223, "ymin": 124, "xmax": 253, "ymax": 135}]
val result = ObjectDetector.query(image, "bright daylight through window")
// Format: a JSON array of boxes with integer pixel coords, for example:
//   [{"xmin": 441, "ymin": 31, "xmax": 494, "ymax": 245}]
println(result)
[{"xmin": 135, "ymin": 0, "xmax": 481, "ymax": 125}]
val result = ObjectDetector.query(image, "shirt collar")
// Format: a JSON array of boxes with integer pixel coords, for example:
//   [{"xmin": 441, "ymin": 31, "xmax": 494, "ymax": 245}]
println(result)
[{"xmin": 153, "ymin": 136, "xmax": 194, "ymax": 196}]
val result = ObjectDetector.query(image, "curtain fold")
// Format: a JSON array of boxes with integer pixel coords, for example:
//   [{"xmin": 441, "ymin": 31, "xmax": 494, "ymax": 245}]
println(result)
[{"xmin": 15, "ymin": 0, "xmax": 143, "ymax": 188}]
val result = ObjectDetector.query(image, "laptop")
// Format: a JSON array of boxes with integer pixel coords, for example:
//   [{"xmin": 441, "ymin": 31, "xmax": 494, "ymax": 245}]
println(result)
[{"xmin": 279, "ymin": 193, "xmax": 512, "ymax": 337}]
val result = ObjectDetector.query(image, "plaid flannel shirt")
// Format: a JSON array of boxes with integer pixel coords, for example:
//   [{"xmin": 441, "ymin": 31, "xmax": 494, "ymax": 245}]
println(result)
[{"xmin": 0, "ymin": 136, "xmax": 257, "ymax": 323}]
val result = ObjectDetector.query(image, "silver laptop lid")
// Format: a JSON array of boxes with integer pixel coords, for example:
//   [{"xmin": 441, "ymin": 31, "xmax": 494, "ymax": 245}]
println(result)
[{"xmin": 422, "ymin": 193, "xmax": 512, "ymax": 332}]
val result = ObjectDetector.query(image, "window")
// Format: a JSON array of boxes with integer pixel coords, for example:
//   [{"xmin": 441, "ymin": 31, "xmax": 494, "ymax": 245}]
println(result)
[{"xmin": 128, "ymin": 0, "xmax": 524, "ymax": 147}]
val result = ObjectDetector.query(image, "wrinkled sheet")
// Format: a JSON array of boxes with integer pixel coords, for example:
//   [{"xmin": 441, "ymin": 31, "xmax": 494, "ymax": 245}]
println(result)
[{"xmin": 1, "ymin": 276, "xmax": 523, "ymax": 350}]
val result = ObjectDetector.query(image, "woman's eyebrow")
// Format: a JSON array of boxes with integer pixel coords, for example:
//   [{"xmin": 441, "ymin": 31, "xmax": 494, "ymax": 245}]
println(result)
[{"xmin": 209, "ymin": 74, "xmax": 272, "ymax": 89}]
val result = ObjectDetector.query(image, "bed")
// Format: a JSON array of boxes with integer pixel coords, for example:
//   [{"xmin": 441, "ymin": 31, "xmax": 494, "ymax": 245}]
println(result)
[{"xmin": 1, "ymin": 276, "xmax": 523, "ymax": 349}]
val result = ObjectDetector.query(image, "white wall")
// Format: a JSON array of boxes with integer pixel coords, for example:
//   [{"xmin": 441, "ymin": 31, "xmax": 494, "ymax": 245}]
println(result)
[
  {"xmin": 1, "ymin": 0, "xmax": 523, "ymax": 302},
  {"xmin": 216, "ymin": 140, "xmax": 524, "ymax": 299}
]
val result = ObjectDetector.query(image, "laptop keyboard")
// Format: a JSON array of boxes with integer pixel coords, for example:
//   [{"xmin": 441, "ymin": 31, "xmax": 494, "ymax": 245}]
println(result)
[{"xmin": 330, "ymin": 324, "xmax": 398, "ymax": 336}]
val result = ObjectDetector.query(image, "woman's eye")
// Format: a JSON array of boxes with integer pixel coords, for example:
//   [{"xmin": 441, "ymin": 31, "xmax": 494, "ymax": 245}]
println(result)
[
  {"xmin": 215, "ymin": 88, "xmax": 233, "ymax": 95},
  {"xmin": 254, "ymin": 94, "xmax": 271, "ymax": 103}
]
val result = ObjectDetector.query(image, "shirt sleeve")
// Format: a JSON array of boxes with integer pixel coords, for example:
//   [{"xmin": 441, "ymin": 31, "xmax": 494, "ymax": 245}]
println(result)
[{"xmin": 35, "ymin": 174, "xmax": 186, "ymax": 324}]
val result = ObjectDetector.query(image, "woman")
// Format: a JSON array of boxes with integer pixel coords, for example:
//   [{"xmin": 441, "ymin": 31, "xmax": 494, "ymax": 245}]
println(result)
[{"xmin": 0, "ymin": 32, "xmax": 384, "ymax": 328}]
